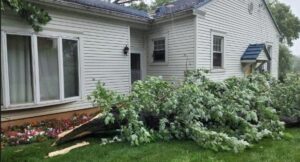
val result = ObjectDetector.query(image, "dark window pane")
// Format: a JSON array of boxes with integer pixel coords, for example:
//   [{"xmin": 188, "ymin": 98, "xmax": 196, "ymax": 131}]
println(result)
[
  {"xmin": 7, "ymin": 35, "xmax": 34, "ymax": 104},
  {"xmin": 63, "ymin": 39, "xmax": 79, "ymax": 98},
  {"xmin": 153, "ymin": 39, "xmax": 165, "ymax": 62},
  {"xmin": 213, "ymin": 36, "xmax": 223, "ymax": 52},
  {"xmin": 153, "ymin": 50, "xmax": 165, "ymax": 62},
  {"xmin": 213, "ymin": 52, "xmax": 222, "ymax": 68}
]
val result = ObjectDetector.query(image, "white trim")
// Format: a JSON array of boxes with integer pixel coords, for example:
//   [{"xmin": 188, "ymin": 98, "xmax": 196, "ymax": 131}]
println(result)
[
  {"xmin": 194, "ymin": 16, "xmax": 198, "ymax": 69},
  {"xmin": 58, "ymin": 37, "xmax": 64, "ymax": 100},
  {"xmin": 61, "ymin": 38, "xmax": 81, "ymax": 99},
  {"xmin": 148, "ymin": 33, "xmax": 169, "ymax": 65},
  {"xmin": 36, "ymin": 36, "xmax": 60, "ymax": 104},
  {"xmin": 128, "ymin": 26, "xmax": 131, "ymax": 92},
  {"xmin": 32, "ymin": 35, "xmax": 40, "ymax": 104},
  {"xmin": 1, "ymin": 31, "xmax": 9, "ymax": 108},
  {"xmin": 2, "ymin": 99, "xmax": 78, "ymax": 111},
  {"xmin": 78, "ymin": 36, "xmax": 84, "ymax": 99},
  {"xmin": 130, "ymin": 51, "xmax": 143, "ymax": 81},
  {"xmin": 210, "ymin": 30, "xmax": 226, "ymax": 71}
]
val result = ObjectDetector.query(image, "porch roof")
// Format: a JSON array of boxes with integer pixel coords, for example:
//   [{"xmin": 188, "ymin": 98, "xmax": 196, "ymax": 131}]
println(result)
[{"xmin": 241, "ymin": 44, "xmax": 271, "ymax": 62}]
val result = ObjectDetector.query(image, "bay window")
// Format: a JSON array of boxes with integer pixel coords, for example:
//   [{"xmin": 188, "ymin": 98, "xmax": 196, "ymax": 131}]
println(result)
[{"xmin": 1, "ymin": 32, "xmax": 80, "ymax": 110}]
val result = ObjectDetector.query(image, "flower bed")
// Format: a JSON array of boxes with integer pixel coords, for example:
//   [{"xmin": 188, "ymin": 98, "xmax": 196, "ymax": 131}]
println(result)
[{"xmin": 1, "ymin": 113, "xmax": 94, "ymax": 147}]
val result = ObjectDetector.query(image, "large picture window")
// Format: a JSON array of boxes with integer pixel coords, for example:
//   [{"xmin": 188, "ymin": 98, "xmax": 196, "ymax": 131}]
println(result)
[{"xmin": 1, "ymin": 33, "xmax": 80, "ymax": 109}]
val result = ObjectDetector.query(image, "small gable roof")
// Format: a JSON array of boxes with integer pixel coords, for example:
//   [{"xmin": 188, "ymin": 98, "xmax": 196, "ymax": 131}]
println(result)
[{"xmin": 241, "ymin": 44, "xmax": 271, "ymax": 62}]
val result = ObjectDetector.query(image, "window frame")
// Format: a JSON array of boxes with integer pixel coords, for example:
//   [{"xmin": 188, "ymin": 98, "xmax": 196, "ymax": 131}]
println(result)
[
  {"xmin": 1, "ymin": 31, "xmax": 81, "ymax": 111},
  {"xmin": 149, "ymin": 34, "xmax": 168, "ymax": 65},
  {"xmin": 210, "ymin": 30, "xmax": 226, "ymax": 72}
]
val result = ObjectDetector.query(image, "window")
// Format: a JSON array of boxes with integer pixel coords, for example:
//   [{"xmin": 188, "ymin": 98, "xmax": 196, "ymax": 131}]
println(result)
[
  {"xmin": 38, "ymin": 37, "xmax": 60, "ymax": 101},
  {"xmin": 7, "ymin": 35, "xmax": 34, "ymax": 104},
  {"xmin": 63, "ymin": 39, "xmax": 79, "ymax": 98},
  {"xmin": 153, "ymin": 38, "xmax": 166, "ymax": 62},
  {"xmin": 213, "ymin": 36, "xmax": 224, "ymax": 69},
  {"xmin": 1, "ymin": 33, "xmax": 80, "ymax": 109}
]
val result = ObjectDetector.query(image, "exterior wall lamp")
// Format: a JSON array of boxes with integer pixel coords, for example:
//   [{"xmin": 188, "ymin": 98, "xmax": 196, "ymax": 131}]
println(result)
[{"xmin": 123, "ymin": 45, "xmax": 129, "ymax": 56}]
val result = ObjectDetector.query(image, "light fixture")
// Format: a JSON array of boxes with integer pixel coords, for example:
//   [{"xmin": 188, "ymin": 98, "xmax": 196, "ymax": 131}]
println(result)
[{"xmin": 123, "ymin": 45, "xmax": 129, "ymax": 56}]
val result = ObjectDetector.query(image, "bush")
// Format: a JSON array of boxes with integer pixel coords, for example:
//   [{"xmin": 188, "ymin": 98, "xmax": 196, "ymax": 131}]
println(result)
[
  {"xmin": 271, "ymin": 73, "xmax": 300, "ymax": 121},
  {"xmin": 88, "ymin": 70, "xmax": 285, "ymax": 152}
]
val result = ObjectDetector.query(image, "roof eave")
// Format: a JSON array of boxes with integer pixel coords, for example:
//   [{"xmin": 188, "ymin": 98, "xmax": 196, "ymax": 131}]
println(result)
[
  {"xmin": 29, "ymin": 0, "xmax": 151, "ymax": 24},
  {"xmin": 262, "ymin": 0, "xmax": 283, "ymax": 37},
  {"xmin": 152, "ymin": 9, "xmax": 195, "ymax": 24}
]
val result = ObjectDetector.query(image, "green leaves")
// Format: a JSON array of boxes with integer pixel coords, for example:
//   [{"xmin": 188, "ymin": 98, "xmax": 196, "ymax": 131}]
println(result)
[
  {"xmin": 271, "ymin": 73, "xmax": 300, "ymax": 119},
  {"xmin": 88, "ymin": 70, "xmax": 287, "ymax": 153},
  {"xmin": 1, "ymin": 0, "xmax": 51, "ymax": 32}
]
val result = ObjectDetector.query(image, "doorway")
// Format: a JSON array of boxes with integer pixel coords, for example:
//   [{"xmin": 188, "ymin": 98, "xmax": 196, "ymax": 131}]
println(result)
[{"xmin": 131, "ymin": 53, "xmax": 141, "ymax": 84}]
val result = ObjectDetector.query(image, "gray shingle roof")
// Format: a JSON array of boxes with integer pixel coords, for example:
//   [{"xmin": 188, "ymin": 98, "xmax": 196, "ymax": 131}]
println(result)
[
  {"xmin": 63, "ymin": 0, "xmax": 150, "ymax": 19},
  {"xmin": 154, "ymin": 0, "xmax": 211, "ymax": 17},
  {"xmin": 241, "ymin": 44, "xmax": 271, "ymax": 61}
]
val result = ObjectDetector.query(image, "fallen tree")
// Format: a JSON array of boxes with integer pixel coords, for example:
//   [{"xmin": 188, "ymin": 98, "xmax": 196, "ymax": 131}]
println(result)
[{"xmin": 54, "ymin": 70, "xmax": 287, "ymax": 153}]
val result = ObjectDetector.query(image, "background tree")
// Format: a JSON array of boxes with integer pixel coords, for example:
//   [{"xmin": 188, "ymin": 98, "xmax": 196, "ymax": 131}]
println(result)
[
  {"xmin": 267, "ymin": 1, "xmax": 300, "ymax": 79},
  {"xmin": 292, "ymin": 56, "xmax": 300, "ymax": 73},
  {"xmin": 268, "ymin": 0, "xmax": 300, "ymax": 46},
  {"xmin": 129, "ymin": 1, "xmax": 149, "ymax": 11},
  {"xmin": 278, "ymin": 44, "xmax": 293, "ymax": 80},
  {"xmin": 1, "ymin": 0, "xmax": 51, "ymax": 32},
  {"xmin": 150, "ymin": 0, "xmax": 173, "ymax": 10},
  {"xmin": 123, "ymin": 0, "xmax": 173, "ymax": 11}
]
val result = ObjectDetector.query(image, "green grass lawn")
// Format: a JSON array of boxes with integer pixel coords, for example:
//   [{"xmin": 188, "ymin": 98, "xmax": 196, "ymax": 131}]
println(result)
[{"xmin": 1, "ymin": 128, "xmax": 300, "ymax": 162}]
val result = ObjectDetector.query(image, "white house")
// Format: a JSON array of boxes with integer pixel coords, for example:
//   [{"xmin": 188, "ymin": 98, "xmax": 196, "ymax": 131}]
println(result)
[{"xmin": 1, "ymin": 0, "xmax": 280, "ymax": 122}]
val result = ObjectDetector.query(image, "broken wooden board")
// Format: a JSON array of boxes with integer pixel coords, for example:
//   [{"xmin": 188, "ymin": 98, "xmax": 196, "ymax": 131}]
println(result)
[
  {"xmin": 48, "ymin": 141, "xmax": 89, "ymax": 157},
  {"xmin": 54, "ymin": 107, "xmax": 128, "ymax": 145}
]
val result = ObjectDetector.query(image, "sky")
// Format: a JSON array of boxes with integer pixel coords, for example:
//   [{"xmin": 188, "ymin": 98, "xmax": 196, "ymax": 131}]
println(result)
[{"xmin": 144, "ymin": 0, "xmax": 300, "ymax": 56}]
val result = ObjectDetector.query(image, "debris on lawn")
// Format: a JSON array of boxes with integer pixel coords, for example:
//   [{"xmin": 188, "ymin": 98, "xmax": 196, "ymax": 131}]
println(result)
[
  {"xmin": 48, "ymin": 141, "xmax": 90, "ymax": 157},
  {"xmin": 1, "ymin": 113, "xmax": 95, "ymax": 147}
]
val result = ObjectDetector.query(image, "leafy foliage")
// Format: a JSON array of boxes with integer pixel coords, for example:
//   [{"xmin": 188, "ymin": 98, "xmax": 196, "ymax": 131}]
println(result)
[
  {"xmin": 89, "ymin": 70, "xmax": 285, "ymax": 152},
  {"xmin": 271, "ymin": 73, "xmax": 300, "ymax": 119},
  {"xmin": 1, "ymin": 0, "xmax": 51, "ymax": 32},
  {"xmin": 279, "ymin": 44, "xmax": 293, "ymax": 80},
  {"xmin": 129, "ymin": 1, "xmax": 149, "ymax": 11},
  {"xmin": 268, "ymin": 0, "xmax": 300, "ymax": 46},
  {"xmin": 292, "ymin": 55, "xmax": 300, "ymax": 73},
  {"xmin": 125, "ymin": 0, "xmax": 174, "ymax": 11}
]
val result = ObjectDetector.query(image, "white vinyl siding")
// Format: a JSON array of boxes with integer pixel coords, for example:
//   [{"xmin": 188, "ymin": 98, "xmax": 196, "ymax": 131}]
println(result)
[
  {"xmin": 130, "ymin": 29, "xmax": 147, "ymax": 80},
  {"xmin": 147, "ymin": 17, "xmax": 196, "ymax": 82},
  {"xmin": 1, "ymin": 7, "xmax": 130, "ymax": 120},
  {"xmin": 196, "ymin": 0, "xmax": 279, "ymax": 80}
]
